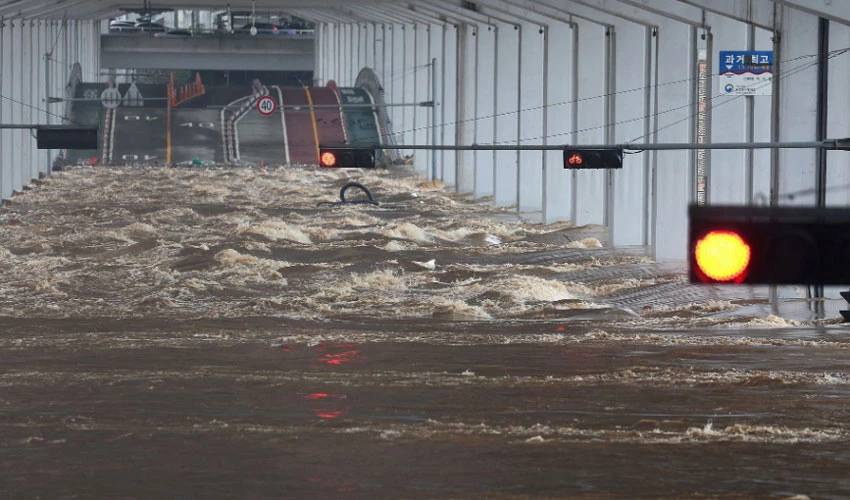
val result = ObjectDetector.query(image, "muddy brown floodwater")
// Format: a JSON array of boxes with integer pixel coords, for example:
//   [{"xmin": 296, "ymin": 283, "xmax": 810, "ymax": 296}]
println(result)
[{"xmin": 1, "ymin": 165, "xmax": 850, "ymax": 499}]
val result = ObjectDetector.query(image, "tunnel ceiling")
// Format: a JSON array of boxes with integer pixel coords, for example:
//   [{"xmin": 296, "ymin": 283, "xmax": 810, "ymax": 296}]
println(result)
[
  {"xmin": 1, "ymin": 1, "xmax": 849, "ymax": 29},
  {"xmin": 0, "ymin": 0, "xmax": 400, "ymax": 20}
]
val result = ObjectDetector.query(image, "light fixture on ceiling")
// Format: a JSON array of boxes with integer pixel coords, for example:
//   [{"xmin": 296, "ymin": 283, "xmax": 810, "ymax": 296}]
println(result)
[{"xmin": 250, "ymin": 0, "xmax": 257, "ymax": 36}]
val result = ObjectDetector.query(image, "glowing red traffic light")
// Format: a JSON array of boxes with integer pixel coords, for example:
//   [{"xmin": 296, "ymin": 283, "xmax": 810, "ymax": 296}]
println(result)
[
  {"xmin": 567, "ymin": 153, "xmax": 584, "ymax": 166},
  {"xmin": 694, "ymin": 230, "xmax": 751, "ymax": 282},
  {"xmin": 320, "ymin": 151, "xmax": 337, "ymax": 167}
]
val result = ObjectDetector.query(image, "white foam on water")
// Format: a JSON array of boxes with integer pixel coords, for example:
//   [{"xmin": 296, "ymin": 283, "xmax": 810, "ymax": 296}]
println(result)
[
  {"xmin": 566, "ymin": 237, "xmax": 603, "ymax": 248},
  {"xmin": 382, "ymin": 241, "xmax": 407, "ymax": 252},
  {"xmin": 237, "ymin": 220, "xmax": 313, "ymax": 244},
  {"xmin": 213, "ymin": 249, "xmax": 287, "ymax": 284}
]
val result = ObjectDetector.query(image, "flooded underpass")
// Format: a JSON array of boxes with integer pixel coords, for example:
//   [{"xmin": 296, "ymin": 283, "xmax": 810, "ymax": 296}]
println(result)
[{"xmin": 1, "ymin": 165, "xmax": 850, "ymax": 499}]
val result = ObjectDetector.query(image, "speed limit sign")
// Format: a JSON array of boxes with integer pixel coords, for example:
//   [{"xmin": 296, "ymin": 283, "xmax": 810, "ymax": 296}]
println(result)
[{"xmin": 257, "ymin": 96, "xmax": 278, "ymax": 116}]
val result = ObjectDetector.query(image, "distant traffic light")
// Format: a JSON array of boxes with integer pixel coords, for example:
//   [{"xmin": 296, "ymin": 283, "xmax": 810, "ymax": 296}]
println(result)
[
  {"xmin": 689, "ymin": 205, "xmax": 850, "ymax": 285},
  {"xmin": 563, "ymin": 148, "xmax": 623, "ymax": 169},
  {"xmin": 36, "ymin": 126, "xmax": 99, "ymax": 150},
  {"xmin": 318, "ymin": 147, "xmax": 376, "ymax": 168}
]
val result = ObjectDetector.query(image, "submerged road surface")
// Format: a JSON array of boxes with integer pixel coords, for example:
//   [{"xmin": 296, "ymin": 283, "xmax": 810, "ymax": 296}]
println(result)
[{"xmin": 1, "ymin": 165, "xmax": 850, "ymax": 499}]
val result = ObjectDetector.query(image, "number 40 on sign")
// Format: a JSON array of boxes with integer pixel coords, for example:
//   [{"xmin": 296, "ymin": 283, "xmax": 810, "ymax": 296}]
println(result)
[{"xmin": 257, "ymin": 96, "xmax": 278, "ymax": 116}]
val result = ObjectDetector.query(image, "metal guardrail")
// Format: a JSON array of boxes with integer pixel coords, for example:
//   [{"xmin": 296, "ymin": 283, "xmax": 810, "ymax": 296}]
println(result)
[{"xmin": 105, "ymin": 28, "xmax": 315, "ymax": 38}]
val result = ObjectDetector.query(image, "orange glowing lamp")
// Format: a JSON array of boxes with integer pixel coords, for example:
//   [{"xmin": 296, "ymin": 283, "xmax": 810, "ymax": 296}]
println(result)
[
  {"xmin": 317, "ymin": 147, "xmax": 376, "ymax": 168},
  {"xmin": 568, "ymin": 154, "xmax": 584, "ymax": 166},
  {"xmin": 320, "ymin": 151, "xmax": 337, "ymax": 167},
  {"xmin": 694, "ymin": 230, "xmax": 751, "ymax": 282}
]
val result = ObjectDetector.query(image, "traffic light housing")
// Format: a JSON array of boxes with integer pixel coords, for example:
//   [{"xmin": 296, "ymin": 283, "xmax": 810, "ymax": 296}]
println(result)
[
  {"xmin": 318, "ymin": 147, "xmax": 376, "ymax": 168},
  {"xmin": 688, "ymin": 204, "xmax": 850, "ymax": 285},
  {"xmin": 36, "ymin": 126, "xmax": 99, "ymax": 150},
  {"xmin": 563, "ymin": 148, "xmax": 623, "ymax": 169}
]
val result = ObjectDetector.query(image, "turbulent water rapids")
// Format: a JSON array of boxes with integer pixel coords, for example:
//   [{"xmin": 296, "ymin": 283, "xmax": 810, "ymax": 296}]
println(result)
[{"xmin": 1, "ymin": 165, "xmax": 849, "ymax": 499}]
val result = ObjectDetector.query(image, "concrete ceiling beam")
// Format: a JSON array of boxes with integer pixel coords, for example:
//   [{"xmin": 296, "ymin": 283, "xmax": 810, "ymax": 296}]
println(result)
[
  {"xmin": 769, "ymin": 0, "xmax": 850, "ymax": 26},
  {"xmin": 678, "ymin": 0, "xmax": 777, "ymax": 30}
]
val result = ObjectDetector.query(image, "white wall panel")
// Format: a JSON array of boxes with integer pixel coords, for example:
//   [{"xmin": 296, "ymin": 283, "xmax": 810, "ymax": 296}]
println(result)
[
  {"xmin": 412, "ymin": 22, "xmax": 430, "ymax": 176},
  {"xmin": 517, "ymin": 23, "xmax": 545, "ymax": 214},
  {"xmin": 0, "ymin": 23, "xmax": 9, "ymax": 199},
  {"xmin": 777, "ymin": 7, "xmax": 818, "ymax": 207},
  {"xmin": 22, "ymin": 22, "xmax": 33, "ymax": 183},
  {"xmin": 390, "ymin": 24, "xmax": 405, "ymax": 152},
  {"xmin": 365, "ymin": 24, "xmax": 376, "ymax": 70},
  {"xmin": 707, "ymin": 13, "xmax": 752, "ymax": 205},
  {"xmin": 441, "ymin": 24, "xmax": 458, "ymax": 187},
  {"xmin": 826, "ymin": 21, "xmax": 850, "ymax": 206},
  {"xmin": 11, "ymin": 21, "xmax": 23, "ymax": 193},
  {"xmin": 456, "ymin": 23, "xmax": 476, "ymax": 194},
  {"xmin": 427, "ymin": 24, "xmax": 444, "ymax": 181},
  {"xmin": 493, "ymin": 22, "xmax": 520, "ymax": 207},
  {"xmin": 752, "ymin": 27, "xmax": 774, "ymax": 204},
  {"xmin": 474, "ymin": 26, "xmax": 496, "ymax": 199},
  {"xmin": 401, "ymin": 24, "xmax": 416, "ymax": 155},
  {"xmin": 573, "ymin": 21, "xmax": 608, "ymax": 227},
  {"xmin": 652, "ymin": 20, "xmax": 697, "ymax": 261},
  {"xmin": 610, "ymin": 22, "xmax": 651, "ymax": 247},
  {"xmin": 542, "ymin": 21, "xmax": 575, "ymax": 224}
]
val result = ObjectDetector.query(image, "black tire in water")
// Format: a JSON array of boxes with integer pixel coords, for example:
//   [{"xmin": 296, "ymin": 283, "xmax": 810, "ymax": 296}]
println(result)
[{"xmin": 339, "ymin": 182, "xmax": 376, "ymax": 204}]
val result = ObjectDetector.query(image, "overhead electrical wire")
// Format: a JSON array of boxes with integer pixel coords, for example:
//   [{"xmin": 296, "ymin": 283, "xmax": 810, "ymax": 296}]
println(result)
[{"xmin": 387, "ymin": 45, "xmax": 850, "ymax": 140}]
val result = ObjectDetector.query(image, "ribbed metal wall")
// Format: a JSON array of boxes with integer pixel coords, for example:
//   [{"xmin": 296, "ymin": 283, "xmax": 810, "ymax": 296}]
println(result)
[
  {"xmin": 309, "ymin": 1, "xmax": 850, "ymax": 265},
  {"xmin": 0, "ymin": 19, "xmax": 101, "ymax": 200}
]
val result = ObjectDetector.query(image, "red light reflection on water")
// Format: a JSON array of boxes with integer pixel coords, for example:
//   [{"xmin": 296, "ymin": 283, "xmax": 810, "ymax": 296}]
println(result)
[
  {"xmin": 313, "ymin": 410, "xmax": 346, "ymax": 419},
  {"xmin": 320, "ymin": 350, "xmax": 360, "ymax": 365},
  {"xmin": 299, "ymin": 392, "xmax": 346, "ymax": 419},
  {"xmin": 303, "ymin": 393, "xmax": 332, "ymax": 400},
  {"xmin": 308, "ymin": 343, "xmax": 365, "ymax": 369}
]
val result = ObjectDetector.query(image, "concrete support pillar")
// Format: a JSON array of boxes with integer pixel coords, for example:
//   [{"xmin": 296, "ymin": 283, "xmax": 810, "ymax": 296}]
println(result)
[
  {"xmin": 652, "ymin": 20, "xmax": 697, "ymax": 261},
  {"xmin": 493, "ymin": 22, "xmax": 520, "ymax": 207},
  {"xmin": 440, "ymin": 24, "xmax": 459, "ymax": 187},
  {"xmin": 542, "ymin": 21, "xmax": 575, "ymax": 224},
  {"xmin": 456, "ymin": 23, "xmax": 477, "ymax": 194},
  {"xmin": 610, "ymin": 22, "xmax": 652, "ymax": 246},
  {"xmin": 573, "ymin": 21, "xmax": 608, "ymax": 227},
  {"xmin": 517, "ymin": 23, "xmax": 545, "ymax": 214},
  {"xmin": 474, "ymin": 25, "xmax": 496, "ymax": 200}
]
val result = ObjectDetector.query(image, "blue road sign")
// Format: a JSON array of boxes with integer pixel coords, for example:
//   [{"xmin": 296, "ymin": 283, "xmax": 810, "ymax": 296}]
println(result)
[{"xmin": 719, "ymin": 50, "xmax": 773, "ymax": 96}]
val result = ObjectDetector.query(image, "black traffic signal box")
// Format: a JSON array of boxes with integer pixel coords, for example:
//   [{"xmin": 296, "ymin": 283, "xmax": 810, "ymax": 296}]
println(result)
[
  {"xmin": 689, "ymin": 204, "xmax": 850, "ymax": 285},
  {"xmin": 318, "ymin": 147, "xmax": 376, "ymax": 168},
  {"xmin": 563, "ymin": 148, "xmax": 623, "ymax": 169}
]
